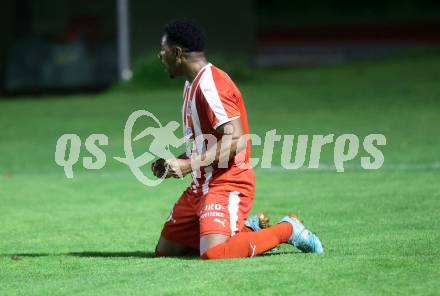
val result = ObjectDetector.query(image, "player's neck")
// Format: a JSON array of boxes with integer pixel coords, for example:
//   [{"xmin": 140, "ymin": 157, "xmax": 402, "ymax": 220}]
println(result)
[{"xmin": 183, "ymin": 54, "xmax": 208, "ymax": 82}]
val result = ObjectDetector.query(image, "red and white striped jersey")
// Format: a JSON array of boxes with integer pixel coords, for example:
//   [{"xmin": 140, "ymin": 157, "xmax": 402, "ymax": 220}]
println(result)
[{"xmin": 181, "ymin": 63, "xmax": 254, "ymax": 195}]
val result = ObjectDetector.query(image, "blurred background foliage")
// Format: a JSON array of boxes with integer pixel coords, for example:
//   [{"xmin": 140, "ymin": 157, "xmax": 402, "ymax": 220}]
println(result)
[
  {"xmin": 257, "ymin": 0, "xmax": 440, "ymax": 26},
  {"xmin": 116, "ymin": 52, "xmax": 253, "ymax": 91},
  {"xmin": 0, "ymin": 0, "xmax": 439, "ymax": 94}
]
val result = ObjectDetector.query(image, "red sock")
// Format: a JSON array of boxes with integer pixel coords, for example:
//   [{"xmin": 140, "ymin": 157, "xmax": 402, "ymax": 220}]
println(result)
[
  {"xmin": 240, "ymin": 225, "xmax": 253, "ymax": 233},
  {"xmin": 201, "ymin": 223, "xmax": 292, "ymax": 259}
]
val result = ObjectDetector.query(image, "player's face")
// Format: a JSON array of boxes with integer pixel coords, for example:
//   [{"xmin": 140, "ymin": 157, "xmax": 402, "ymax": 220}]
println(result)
[{"xmin": 158, "ymin": 35, "xmax": 183, "ymax": 79}]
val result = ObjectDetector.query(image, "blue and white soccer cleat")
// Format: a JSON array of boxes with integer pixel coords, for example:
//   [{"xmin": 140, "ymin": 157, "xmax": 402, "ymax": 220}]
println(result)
[
  {"xmin": 279, "ymin": 214, "xmax": 324, "ymax": 254},
  {"xmin": 245, "ymin": 212, "xmax": 270, "ymax": 231}
]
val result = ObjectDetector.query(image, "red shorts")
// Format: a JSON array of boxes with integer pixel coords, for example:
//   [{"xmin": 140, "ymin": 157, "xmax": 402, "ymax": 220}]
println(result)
[{"xmin": 160, "ymin": 178, "xmax": 255, "ymax": 251}]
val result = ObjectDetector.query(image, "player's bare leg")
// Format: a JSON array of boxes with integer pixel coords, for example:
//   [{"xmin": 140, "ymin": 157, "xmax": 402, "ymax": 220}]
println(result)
[
  {"xmin": 155, "ymin": 237, "xmax": 196, "ymax": 257},
  {"xmin": 199, "ymin": 234, "xmax": 229, "ymax": 256},
  {"xmin": 157, "ymin": 213, "xmax": 266, "ymax": 257}
]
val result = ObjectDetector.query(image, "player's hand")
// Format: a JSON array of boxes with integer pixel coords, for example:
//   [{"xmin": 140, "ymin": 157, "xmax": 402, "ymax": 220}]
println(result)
[
  {"xmin": 165, "ymin": 158, "xmax": 192, "ymax": 178},
  {"xmin": 151, "ymin": 158, "xmax": 168, "ymax": 178}
]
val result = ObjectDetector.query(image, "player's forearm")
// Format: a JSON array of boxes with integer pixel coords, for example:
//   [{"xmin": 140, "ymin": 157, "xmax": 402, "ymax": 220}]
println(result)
[
  {"xmin": 170, "ymin": 136, "xmax": 244, "ymax": 177},
  {"xmin": 177, "ymin": 153, "xmax": 188, "ymax": 159},
  {"xmin": 191, "ymin": 134, "xmax": 245, "ymax": 170},
  {"xmin": 166, "ymin": 119, "xmax": 245, "ymax": 177}
]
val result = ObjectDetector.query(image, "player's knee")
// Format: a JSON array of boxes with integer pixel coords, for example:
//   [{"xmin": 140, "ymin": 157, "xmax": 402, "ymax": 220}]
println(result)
[
  {"xmin": 155, "ymin": 241, "xmax": 174, "ymax": 257},
  {"xmin": 200, "ymin": 247, "xmax": 223, "ymax": 260},
  {"xmin": 154, "ymin": 243, "xmax": 177, "ymax": 257},
  {"xmin": 155, "ymin": 237, "xmax": 197, "ymax": 257},
  {"xmin": 155, "ymin": 246, "xmax": 166, "ymax": 257},
  {"xmin": 200, "ymin": 250, "xmax": 216, "ymax": 260}
]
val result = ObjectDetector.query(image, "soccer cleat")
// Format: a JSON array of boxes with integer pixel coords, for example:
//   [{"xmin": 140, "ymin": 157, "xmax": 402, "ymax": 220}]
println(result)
[
  {"xmin": 245, "ymin": 212, "xmax": 279, "ymax": 255},
  {"xmin": 245, "ymin": 212, "xmax": 271, "ymax": 231},
  {"xmin": 279, "ymin": 214, "xmax": 324, "ymax": 254}
]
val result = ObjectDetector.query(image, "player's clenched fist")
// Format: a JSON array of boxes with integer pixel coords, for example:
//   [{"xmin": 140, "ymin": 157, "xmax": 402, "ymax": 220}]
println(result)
[
  {"xmin": 151, "ymin": 158, "xmax": 192, "ymax": 179},
  {"xmin": 151, "ymin": 158, "xmax": 168, "ymax": 178}
]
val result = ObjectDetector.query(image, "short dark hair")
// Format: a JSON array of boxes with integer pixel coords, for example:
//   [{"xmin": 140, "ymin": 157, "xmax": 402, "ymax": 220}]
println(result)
[{"xmin": 164, "ymin": 18, "xmax": 205, "ymax": 52}]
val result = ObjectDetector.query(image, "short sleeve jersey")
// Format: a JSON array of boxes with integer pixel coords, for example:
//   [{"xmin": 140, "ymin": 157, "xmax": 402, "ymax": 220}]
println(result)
[{"xmin": 182, "ymin": 63, "xmax": 253, "ymax": 194}]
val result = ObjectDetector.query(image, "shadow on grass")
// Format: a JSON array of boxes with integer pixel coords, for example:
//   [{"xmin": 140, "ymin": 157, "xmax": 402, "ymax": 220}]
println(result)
[
  {"xmin": 2, "ymin": 250, "xmax": 294, "ymax": 261},
  {"xmin": 1, "ymin": 246, "xmax": 298, "ymax": 261},
  {"xmin": 1, "ymin": 251, "xmax": 156, "ymax": 260},
  {"xmin": 69, "ymin": 251, "xmax": 156, "ymax": 258}
]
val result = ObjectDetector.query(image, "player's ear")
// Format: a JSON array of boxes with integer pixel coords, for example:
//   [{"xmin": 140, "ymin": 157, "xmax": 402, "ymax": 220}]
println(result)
[{"xmin": 174, "ymin": 47, "xmax": 183, "ymax": 61}]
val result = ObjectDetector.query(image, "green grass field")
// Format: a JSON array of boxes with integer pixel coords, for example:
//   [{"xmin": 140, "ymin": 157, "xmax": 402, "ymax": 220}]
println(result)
[{"xmin": 1, "ymin": 55, "xmax": 439, "ymax": 295}]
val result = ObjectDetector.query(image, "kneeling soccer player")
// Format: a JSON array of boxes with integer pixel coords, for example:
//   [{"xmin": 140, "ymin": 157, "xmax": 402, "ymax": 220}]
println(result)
[{"xmin": 153, "ymin": 19, "xmax": 324, "ymax": 259}]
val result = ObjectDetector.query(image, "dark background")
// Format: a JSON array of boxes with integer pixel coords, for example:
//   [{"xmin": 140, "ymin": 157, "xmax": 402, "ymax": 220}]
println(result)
[{"xmin": 0, "ymin": 0, "xmax": 439, "ymax": 94}]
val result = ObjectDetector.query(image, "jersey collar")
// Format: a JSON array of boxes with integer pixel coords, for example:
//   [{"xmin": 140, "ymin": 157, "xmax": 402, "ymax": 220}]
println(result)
[{"xmin": 188, "ymin": 63, "xmax": 211, "ymax": 85}]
